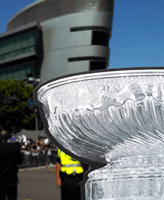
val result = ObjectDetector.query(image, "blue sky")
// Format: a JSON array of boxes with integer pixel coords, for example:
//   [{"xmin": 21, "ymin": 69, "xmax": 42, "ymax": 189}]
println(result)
[
  {"xmin": 110, "ymin": 0, "xmax": 164, "ymax": 68},
  {"xmin": 0, "ymin": 0, "xmax": 164, "ymax": 69}
]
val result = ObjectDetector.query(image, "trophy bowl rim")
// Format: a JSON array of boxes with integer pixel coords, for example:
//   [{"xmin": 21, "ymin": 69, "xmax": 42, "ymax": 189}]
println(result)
[
  {"xmin": 33, "ymin": 67, "xmax": 164, "ymax": 165},
  {"xmin": 35, "ymin": 67, "xmax": 164, "ymax": 101}
]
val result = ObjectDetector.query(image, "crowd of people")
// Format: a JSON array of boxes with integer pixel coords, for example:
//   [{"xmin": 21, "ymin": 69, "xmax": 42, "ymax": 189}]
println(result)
[
  {"xmin": 10, "ymin": 136, "xmax": 59, "ymax": 167},
  {"xmin": 20, "ymin": 140, "xmax": 57, "ymax": 154},
  {"xmin": 0, "ymin": 130, "xmax": 88, "ymax": 200},
  {"xmin": 9, "ymin": 134, "xmax": 57, "ymax": 155}
]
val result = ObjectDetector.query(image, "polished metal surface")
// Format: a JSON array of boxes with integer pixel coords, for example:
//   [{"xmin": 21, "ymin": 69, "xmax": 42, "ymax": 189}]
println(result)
[
  {"xmin": 7, "ymin": 0, "xmax": 114, "ymax": 30},
  {"xmin": 34, "ymin": 68, "xmax": 164, "ymax": 163}
]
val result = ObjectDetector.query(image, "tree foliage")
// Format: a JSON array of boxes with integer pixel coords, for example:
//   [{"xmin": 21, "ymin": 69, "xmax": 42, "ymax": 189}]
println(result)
[{"xmin": 0, "ymin": 79, "xmax": 36, "ymax": 133}]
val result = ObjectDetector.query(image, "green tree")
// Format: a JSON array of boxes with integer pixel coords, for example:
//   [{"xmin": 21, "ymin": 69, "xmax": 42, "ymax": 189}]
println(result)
[{"xmin": 0, "ymin": 79, "xmax": 36, "ymax": 133}]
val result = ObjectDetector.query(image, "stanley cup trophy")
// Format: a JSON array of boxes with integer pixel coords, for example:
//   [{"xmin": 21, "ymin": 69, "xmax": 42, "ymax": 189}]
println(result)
[{"xmin": 34, "ymin": 68, "xmax": 164, "ymax": 199}]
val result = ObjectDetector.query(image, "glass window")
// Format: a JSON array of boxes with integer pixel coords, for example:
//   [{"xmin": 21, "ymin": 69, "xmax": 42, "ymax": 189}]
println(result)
[
  {"xmin": 0, "ymin": 68, "xmax": 8, "ymax": 80},
  {"xmin": 68, "ymin": 56, "xmax": 107, "ymax": 62},
  {"xmin": 8, "ymin": 68, "xmax": 14, "ymax": 80},
  {"xmin": 70, "ymin": 26, "xmax": 110, "ymax": 32},
  {"xmin": 19, "ymin": 68, "xmax": 26, "ymax": 79},
  {"xmin": 92, "ymin": 31, "xmax": 109, "ymax": 47},
  {"xmin": 0, "ymin": 54, "xmax": 5, "ymax": 60},
  {"xmin": 12, "ymin": 67, "xmax": 20, "ymax": 80},
  {"xmin": 0, "ymin": 61, "xmax": 34, "ymax": 81},
  {"xmin": 10, "ymin": 51, "xmax": 17, "ymax": 57},
  {"xmin": 28, "ymin": 37, "xmax": 35, "ymax": 46},
  {"xmin": 90, "ymin": 61, "xmax": 107, "ymax": 71},
  {"xmin": 0, "ymin": 27, "xmax": 41, "ymax": 61},
  {"xmin": 4, "ymin": 46, "xmax": 8, "ymax": 53},
  {"xmin": 21, "ymin": 40, "xmax": 27, "ymax": 48},
  {"xmin": 9, "ymin": 40, "xmax": 15, "ymax": 52},
  {"xmin": 3, "ymin": 54, "xmax": 10, "ymax": 60}
]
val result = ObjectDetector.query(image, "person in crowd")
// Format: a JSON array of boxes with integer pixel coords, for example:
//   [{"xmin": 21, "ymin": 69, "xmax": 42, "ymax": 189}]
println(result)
[
  {"xmin": 47, "ymin": 144, "xmax": 53, "ymax": 165},
  {"xmin": 26, "ymin": 143, "xmax": 31, "ymax": 152},
  {"xmin": 56, "ymin": 148, "xmax": 88, "ymax": 200},
  {"xmin": 41, "ymin": 145, "xmax": 48, "ymax": 165},
  {"xmin": 31, "ymin": 144, "xmax": 39, "ymax": 166},
  {"xmin": 18, "ymin": 134, "xmax": 23, "ymax": 143},
  {"xmin": 0, "ymin": 130, "xmax": 23, "ymax": 200},
  {"xmin": 36, "ymin": 142, "xmax": 41, "ymax": 151},
  {"xmin": 21, "ymin": 134, "xmax": 27, "ymax": 143},
  {"xmin": 10, "ymin": 133, "xmax": 15, "ymax": 143},
  {"xmin": 21, "ymin": 142, "xmax": 26, "ymax": 149},
  {"xmin": 13, "ymin": 138, "xmax": 58, "ymax": 168},
  {"xmin": 20, "ymin": 146, "xmax": 30, "ymax": 168}
]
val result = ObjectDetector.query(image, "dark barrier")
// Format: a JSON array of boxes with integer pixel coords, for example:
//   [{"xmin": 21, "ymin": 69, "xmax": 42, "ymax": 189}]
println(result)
[
  {"xmin": 19, "ymin": 152, "xmax": 31, "ymax": 168},
  {"xmin": 18, "ymin": 150, "xmax": 57, "ymax": 168},
  {"xmin": 30, "ymin": 152, "xmax": 40, "ymax": 167}
]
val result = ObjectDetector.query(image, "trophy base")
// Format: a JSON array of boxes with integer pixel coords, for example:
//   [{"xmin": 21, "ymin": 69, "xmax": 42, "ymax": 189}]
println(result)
[{"xmin": 85, "ymin": 155, "xmax": 164, "ymax": 200}]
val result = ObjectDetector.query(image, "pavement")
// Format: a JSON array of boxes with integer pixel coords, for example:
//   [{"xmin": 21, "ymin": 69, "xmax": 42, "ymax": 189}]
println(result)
[
  {"xmin": 18, "ymin": 164, "xmax": 56, "ymax": 172},
  {"xmin": 17, "ymin": 165, "xmax": 61, "ymax": 200}
]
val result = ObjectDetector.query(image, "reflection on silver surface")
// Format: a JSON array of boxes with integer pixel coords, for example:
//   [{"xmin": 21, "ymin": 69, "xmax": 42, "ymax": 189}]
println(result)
[
  {"xmin": 36, "ymin": 69, "xmax": 164, "ymax": 163},
  {"xmin": 35, "ymin": 68, "xmax": 164, "ymax": 199},
  {"xmin": 85, "ymin": 155, "xmax": 164, "ymax": 199}
]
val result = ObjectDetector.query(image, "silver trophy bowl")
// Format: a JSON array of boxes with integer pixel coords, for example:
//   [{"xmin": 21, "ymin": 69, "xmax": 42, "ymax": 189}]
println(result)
[{"xmin": 34, "ymin": 68, "xmax": 164, "ymax": 199}]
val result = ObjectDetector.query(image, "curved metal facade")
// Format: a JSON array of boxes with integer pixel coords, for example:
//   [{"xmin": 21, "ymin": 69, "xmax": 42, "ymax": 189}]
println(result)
[
  {"xmin": 7, "ymin": 0, "xmax": 114, "ymax": 30},
  {"xmin": 6, "ymin": 0, "xmax": 114, "ymax": 83}
]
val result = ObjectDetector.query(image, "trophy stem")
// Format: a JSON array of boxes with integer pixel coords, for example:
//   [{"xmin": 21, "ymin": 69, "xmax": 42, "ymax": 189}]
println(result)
[{"xmin": 85, "ymin": 155, "xmax": 164, "ymax": 199}]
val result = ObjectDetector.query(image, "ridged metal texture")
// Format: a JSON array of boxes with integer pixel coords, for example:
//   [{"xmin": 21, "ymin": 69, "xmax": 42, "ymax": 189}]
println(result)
[{"xmin": 34, "ymin": 68, "xmax": 164, "ymax": 163}]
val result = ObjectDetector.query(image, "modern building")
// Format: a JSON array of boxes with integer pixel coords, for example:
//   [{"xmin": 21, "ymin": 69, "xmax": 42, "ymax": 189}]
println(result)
[
  {"xmin": 0, "ymin": 0, "xmax": 114, "ymax": 140},
  {"xmin": 0, "ymin": 0, "xmax": 114, "ymax": 84},
  {"xmin": 0, "ymin": 22, "xmax": 43, "ymax": 84}
]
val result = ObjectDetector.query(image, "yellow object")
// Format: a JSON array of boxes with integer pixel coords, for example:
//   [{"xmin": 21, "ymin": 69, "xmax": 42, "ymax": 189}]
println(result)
[{"xmin": 58, "ymin": 149, "xmax": 84, "ymax": 175}]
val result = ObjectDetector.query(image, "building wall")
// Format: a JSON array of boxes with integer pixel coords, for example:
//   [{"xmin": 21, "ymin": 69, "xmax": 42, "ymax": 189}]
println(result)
[
  {"xmin": 40, "ymin": 11, "xmax": 112, "ymax": 83},
  {"xmin": 1, "ymin": 0, "xmax": 114, "ymax": 138},
  {"xmin": 7, "ymin": 0, "xmax": 114, "ymax": 83},
  {"xmin": 0, "ymin": 22, "xmax": 43, "ymax": 82},
  {"xmin": 7, "ymin": 0, "xmax": 114, "ymax": 31}
]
